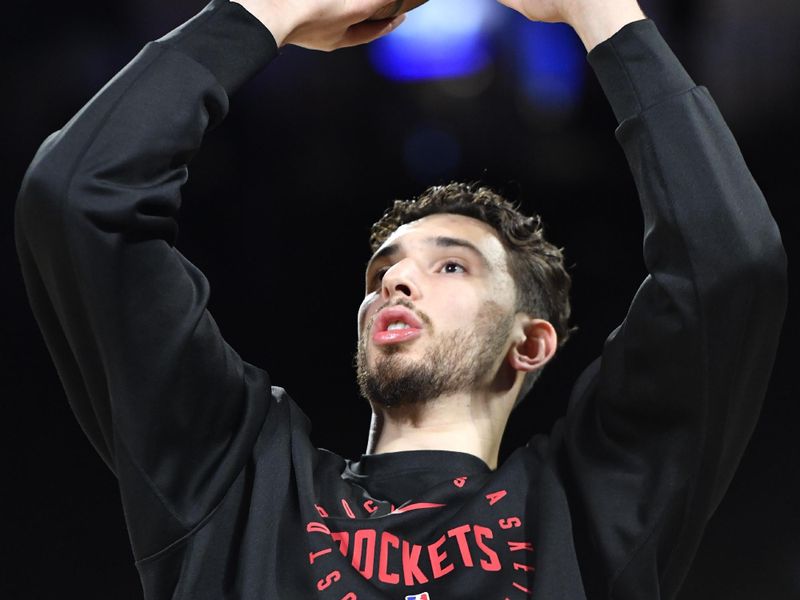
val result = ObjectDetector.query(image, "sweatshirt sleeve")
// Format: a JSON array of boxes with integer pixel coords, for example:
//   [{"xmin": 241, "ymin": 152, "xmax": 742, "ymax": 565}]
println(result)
[
  {"xmin": 14, "ymin": 0, "xmax": 279, "ymax": 559},
  {"xmin": 561, "ymin": 20, "xmax": 787, "ymax": 598}
]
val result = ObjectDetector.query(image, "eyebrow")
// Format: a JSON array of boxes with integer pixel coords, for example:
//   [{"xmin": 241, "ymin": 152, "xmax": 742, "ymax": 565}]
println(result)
[{"xmin": 366, "ymin": 235, "xmax": 492, "ymax": 275}]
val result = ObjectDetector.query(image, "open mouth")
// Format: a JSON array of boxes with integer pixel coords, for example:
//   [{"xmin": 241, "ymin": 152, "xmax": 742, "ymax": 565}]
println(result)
[{"xmin": 372, "ymin": 305, "xmax": 424, "ymax": 346}]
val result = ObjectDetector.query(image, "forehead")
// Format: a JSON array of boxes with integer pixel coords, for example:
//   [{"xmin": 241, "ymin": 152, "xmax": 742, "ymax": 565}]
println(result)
[{"xmin": 376, "ymin": 213, "xmax": 509, "ymax": 269}]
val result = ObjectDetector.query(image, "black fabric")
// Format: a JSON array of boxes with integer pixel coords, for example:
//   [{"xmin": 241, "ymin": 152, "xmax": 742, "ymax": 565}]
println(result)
[
  {"xmin": 15, "ymin": 2, "xmax": 787, "ymax": 599},
  {"xmin": 343, "ymin": 450, "xmax": 493, "ymax": 506}
]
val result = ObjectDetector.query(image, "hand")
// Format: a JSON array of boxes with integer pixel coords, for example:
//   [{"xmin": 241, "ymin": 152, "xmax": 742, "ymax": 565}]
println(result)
[
  {"xmin": 496, "ymin": 0, "xmax": 646, "ymax": 51},
  {"xmin": 232, "ymin": 0, "xmax": 406, "ymax": 51},
  {"xmin": 495, "ymin": 0, "xmax": 573, "ymax": 24}
]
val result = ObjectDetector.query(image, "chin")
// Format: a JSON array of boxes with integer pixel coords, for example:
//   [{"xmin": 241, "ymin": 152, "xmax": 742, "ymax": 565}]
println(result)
[{"xmin": 373, "ymin": 339, "xmax": 422, "ymax": 359}]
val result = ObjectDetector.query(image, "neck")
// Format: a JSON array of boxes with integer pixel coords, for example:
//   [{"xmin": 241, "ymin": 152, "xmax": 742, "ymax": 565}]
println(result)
[{"xmin": 365, "ymin": 389, "xmax": 516, "ymax": 470}]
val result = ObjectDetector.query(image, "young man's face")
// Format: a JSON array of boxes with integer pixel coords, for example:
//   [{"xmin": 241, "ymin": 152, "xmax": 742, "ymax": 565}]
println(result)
[{"xmin": 356, "ymin": 213, "xmax": 520, "ymax": 408}]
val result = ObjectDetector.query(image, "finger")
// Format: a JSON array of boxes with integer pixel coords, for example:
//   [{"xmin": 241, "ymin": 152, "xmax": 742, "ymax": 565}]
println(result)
[
  {"xmin": 340, "ymin": 14, "xmax": 406, "ymax": 48},
  {"xmin": 356, "ymin": 0, "xmax": 402, "ymax": 19}
]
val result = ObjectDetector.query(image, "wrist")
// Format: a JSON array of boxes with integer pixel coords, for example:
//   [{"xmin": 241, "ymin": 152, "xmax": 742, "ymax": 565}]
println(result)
[
  {"xmin": 231, "ymin": 0, "xmax": 294, "ymax": 47},
  {"xmin": 566, "ymin": 0, "xmax": 646, "ymax": 51}
]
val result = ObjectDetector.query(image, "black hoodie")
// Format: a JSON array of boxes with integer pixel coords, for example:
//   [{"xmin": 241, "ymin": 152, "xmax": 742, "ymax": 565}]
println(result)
[{"xmin": 15, "ymin": 1, "xmax": 787, "ymax": 598}]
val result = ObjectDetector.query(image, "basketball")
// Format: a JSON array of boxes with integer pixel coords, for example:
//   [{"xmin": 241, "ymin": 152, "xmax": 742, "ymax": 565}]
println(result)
[{"xmin": 369, "ymin": 0, "xmax": 430, "ymax": 21}]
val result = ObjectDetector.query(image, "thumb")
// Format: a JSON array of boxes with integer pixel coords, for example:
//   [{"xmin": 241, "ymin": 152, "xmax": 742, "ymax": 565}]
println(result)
[{"xmin": 340, "ymin": 14, "xmax": 406, "ymax": 48}]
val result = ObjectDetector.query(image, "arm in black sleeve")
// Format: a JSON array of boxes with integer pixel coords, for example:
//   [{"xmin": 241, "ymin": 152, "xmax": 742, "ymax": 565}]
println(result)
[
  {"xmin": 561, "ymin": 20, "xmax": 787, "ymax": 598},
  {"xmin": 15, "ymin": 0, "xmax": 279, "ymax": 559}
]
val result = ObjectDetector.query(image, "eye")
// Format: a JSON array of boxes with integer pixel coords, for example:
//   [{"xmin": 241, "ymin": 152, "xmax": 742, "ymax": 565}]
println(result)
[{"xmin": 440, "ymin": 261, "xmax": 466, "ymax": 274}]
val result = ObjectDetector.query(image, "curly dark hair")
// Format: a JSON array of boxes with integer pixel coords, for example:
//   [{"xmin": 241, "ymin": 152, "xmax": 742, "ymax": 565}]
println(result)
[{"xmin": 369, "ymin": 182, "xmax": 573, "ymax": 403}]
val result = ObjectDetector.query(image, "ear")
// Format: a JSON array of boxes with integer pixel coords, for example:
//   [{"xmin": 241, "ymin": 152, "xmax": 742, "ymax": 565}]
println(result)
[{"xmin": 507, "ymin": 317, "xmax": 558, "ymax": 373}]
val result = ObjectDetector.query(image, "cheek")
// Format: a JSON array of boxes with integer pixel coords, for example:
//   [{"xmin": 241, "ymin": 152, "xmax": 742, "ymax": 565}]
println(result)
[
  {"xmin": 432, "ymin": 292, "xmax": 482, "ymax": 330},
  {"xmin": 357, "ymin": 293, "xmax": 379, "ymax": 337},
  {"xmin": 434, "ymin": 283, "xmax": 511, "ymax": 332}
]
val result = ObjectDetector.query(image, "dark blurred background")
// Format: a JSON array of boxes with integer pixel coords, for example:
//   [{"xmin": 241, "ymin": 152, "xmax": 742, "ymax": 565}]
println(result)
[{"xmin": 2, "ymin": 0, "xmax": 798, "ymax": 598}]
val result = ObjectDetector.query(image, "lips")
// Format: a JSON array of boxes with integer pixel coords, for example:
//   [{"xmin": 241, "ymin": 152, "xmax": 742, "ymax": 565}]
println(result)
[{"xmin": 372, "ymin": 305, "xmax": 424, "ymax": 346}]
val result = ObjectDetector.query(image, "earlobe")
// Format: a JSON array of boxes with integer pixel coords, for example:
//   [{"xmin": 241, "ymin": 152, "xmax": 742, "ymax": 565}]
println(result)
[{"xmin": 508, "ymin": 318, "xmax": 558, "ymax": 373}]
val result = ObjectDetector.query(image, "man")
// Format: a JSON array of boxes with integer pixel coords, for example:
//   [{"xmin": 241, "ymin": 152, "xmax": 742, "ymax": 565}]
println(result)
[{"xmin": 15, "ymin": 0, "xmax": 786, "ymax": 598}]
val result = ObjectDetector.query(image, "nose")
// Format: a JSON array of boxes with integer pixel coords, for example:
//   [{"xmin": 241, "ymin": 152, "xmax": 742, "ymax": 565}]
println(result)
[{"xmin": 380, "ymin": 259, "xmax": 421, "ymax": 301}]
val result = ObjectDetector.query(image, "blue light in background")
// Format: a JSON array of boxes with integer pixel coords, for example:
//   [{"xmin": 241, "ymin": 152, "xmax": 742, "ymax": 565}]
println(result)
[
  {"xmin": 369, "ymin": 2, "xmax": 586, "ymax": 111},
  {"xmin": 369, "ymin": 0, "xmax": 500, "ymax": 81},
  {"xmin": 516, "ymin": 20, "xmax": 585, "ymax": 110}
]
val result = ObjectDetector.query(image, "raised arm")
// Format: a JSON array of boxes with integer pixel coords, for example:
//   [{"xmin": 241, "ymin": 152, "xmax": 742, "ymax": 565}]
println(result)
[
  {"xmin": 502, "ymin": 0, "xmax": 787, "ymax": 596},
  {"xmin": 14, "ymin": 0, "xmax": 401, "ymax": 560}
]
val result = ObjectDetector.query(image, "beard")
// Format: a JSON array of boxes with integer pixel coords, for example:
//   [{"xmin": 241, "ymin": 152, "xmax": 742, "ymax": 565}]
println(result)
[{"xmin": 356, "ymin": 300, "xmax": 514, "ymax": 409}]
